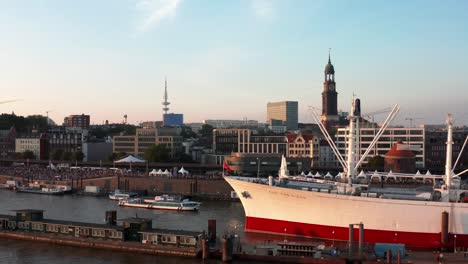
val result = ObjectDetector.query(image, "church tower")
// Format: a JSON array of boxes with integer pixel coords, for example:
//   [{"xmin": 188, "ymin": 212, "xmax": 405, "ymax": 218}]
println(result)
[{"xmin": 321, "ymin": 51, "xmax": 339, "ymax": 129}]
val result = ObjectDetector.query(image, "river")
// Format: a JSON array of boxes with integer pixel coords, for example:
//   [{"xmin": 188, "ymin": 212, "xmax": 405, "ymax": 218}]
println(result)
[{"xmin": 0, "ymin": 190, "xmax": 251, "ymax": 264}]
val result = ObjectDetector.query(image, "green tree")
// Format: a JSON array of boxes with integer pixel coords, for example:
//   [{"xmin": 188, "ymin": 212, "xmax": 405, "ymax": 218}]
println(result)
[
  {"xmin": 22, "ymin": 150, "xmax": 35, "ymax": 160},
  {"xmin": 61, "ymin": 151, "xmax": 72, "ymax": 161},
  {"xmin": 199, "ymin": 124, "xmax": 214, "ymax": 148},
  {"xmin": 72, "ymin": 151, "xmax": 85, "ymax": 161},
  {"xmin": 180, "ymin": 126, "xmax": 197, "ymax": 139},
  {"xmin": 108, "ymin": 151, "xmax": 127, "ymax": 161},
  {"xmin": 368, "ymin": 155, "xmax": 384, "ymax": 170},
  {"xmin": 173, "ymin": 151, "xmax": 193, "ymax": 163},
  {"xmin": 50, "ymin": 149, "xmax": 64, "ymax": 160},
  {"xmin": 144, "ymin": 144, "xmax": 170, "ymax": 162}
]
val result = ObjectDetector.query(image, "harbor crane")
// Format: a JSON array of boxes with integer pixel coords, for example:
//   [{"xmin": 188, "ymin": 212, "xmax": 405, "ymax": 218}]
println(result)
[{"xmin": 405, "ymin": 117, "xmax": 423, "ymax": 128}]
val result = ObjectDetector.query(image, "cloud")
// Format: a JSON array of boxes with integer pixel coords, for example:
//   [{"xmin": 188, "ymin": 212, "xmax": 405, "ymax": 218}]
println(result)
[
  {"xmin": 136, "ymin": 0, "xmax": 182, "ymax": 32},
  {"xmin": 251, "ymin": 0, "xmax": 275, "ymax": 21}
]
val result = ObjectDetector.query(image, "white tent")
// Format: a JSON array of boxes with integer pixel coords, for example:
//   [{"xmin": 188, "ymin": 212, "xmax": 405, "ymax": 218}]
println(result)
[
  {"xmin": 425, "ymin": 170, "xmax": 432, "ymax": 176},
  {"xmin": 162, "ymin": 169, "xmax": 171, "ymax": 176},
  {"xmin": 357, "ymin": 170, "xmax": 367, "ymax": 179},
  {"xmin": 314, "ymin": 172, "xmax": 322, "ymax": 178},
  {"xmin": 335, "ymin": 173, "xmax": 343, "ymax": 181},
  {"xmin": 178, "ymin": 167, "xmax": 189, "ymax": 175},
  {"xmin": 413, "ymin": 170, "xmax": 423, "ymax": 180},
  {"xmin": 114, "ymin": 155, "xmax": 146, "ymax": 163},
  {"xmin": 300, "ymin": 171, "xmax": 305, "ymax": 176},
  {"xmin": 156, "ymin": 169, "xmax": 163, "ymax": 175},
  {"xmin": 306, "ymin": 171, "xmax": 314, "ymax": 177},
  {"xmin": 324, "ymin": 172, "xmax": 333, "ymax": 180},
  {"xmin": 370, "ymin": 171, "xmax": 381, "ymax": 182},
  {"xmin": 386, "ymin": 170, "xmax": 397, "ymax": 182},
  {"xmin": 149, "ymin": 169, "xmax": 158, "ymax": 176}
]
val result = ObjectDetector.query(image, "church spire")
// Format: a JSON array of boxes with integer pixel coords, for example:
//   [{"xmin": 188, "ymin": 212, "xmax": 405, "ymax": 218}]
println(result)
[{"xmin": 328, "ymin": 48, "xmax": 331, "ymax": 64}]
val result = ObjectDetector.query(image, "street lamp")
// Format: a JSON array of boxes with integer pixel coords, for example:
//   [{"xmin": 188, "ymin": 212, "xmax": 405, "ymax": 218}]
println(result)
[{"xmin": 256, "ymin": 157, "xmax": 260, "ymax": 179}]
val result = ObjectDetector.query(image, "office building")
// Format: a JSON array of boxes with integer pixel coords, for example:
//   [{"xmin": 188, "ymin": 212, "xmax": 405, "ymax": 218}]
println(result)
[
  {"xmin": 64, "ymin": 114, "xmax": 90, "ymax": 129},
  {"xmin": 267, "ymin": 101, "xmax": 298, "ymax": 130}
]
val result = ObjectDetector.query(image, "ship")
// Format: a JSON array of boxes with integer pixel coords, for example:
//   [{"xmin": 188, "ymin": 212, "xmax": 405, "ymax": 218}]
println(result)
[
  {"xmin": 119, "ymin": 196, "xmax": 200, "ymax": 211},
  {"xmin": 224, "ymin": 101, "xmax": 468, "ymax": 249}
]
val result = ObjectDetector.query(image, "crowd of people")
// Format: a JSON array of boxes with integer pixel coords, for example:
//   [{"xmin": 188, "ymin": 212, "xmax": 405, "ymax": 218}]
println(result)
[{"xmin": 0, "ymin": 165, "xmax": 223, "ymax": 182}]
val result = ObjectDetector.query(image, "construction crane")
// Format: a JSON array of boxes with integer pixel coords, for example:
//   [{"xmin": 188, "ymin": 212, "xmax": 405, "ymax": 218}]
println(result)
[
  {"xmin": 362, "ymin": 107, "xmax": 392, "ymax": 123},
  {"xmin": 45, "ymin": 110, "xmax": 54, "ymax": 126},
  {"xmin": 405, "ymin": 117, "xmax": 423, "ymax": 128},
  {"xmin": 0, "ymin": 99, "xmax": 21, "ymax": 105}
]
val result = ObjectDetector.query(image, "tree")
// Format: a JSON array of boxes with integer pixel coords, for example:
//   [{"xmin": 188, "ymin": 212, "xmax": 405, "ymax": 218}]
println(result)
[
  {"xmin": 368, "ymin": 155, "xmax": 384, "ymax": 170},
  {"xmin": 173, "ymin": 151, "xmax": 193, "ymax": 163},
  {"xmin": 199, "ymin": 124, "xmax": 214, "ymax": 148},
  {"xmin": 144, "ymin": 144, "xmax": 170, "ymax": 162},
  {"xmin": 22, "ymin": 150, "xmax": 35, "ymax": 160},
  {"xmin": 108, "ymin": 151, "xmax": 127, "ymax": 161},
  {"xmin": 50, "ymin": 149, "xmax": 64, "ymax": 160},
  {"xmin": 61, "ymin": 151, "xmax": 72, "ymax": 161},
  {"xmin": 180, "ymin": 126, "xmax": 197, "ymax": 139},
  {"xmin": 72, "ymin": 151, "xmax": 85, "ymax": 161}
]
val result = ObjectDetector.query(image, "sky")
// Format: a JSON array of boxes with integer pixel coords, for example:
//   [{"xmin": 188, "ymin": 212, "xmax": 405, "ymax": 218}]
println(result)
[{"xmin": 0, "ymin": 0, "xmax": 467, "ymax": 126}]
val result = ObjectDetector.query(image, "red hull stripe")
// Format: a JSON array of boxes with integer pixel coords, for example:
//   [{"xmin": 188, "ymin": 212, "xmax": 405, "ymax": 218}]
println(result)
[{"xmin": 246, "ymin": 216, "xmax": 468, "ymax": 249}]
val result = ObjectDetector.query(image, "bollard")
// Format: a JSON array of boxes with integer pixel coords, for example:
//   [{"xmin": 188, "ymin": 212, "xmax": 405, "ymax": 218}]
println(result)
[
  {"xmin": 386, "ymin": 250, "xmax": 392, "ymax": 264},
  {"xmin": 202, "ymin": 239, "xmax": 208, "ymax": 259},
  {"xmin": 221, "ymin": 237, "xmax": 232, "ymax": 262},
  {"xmin": 358, "ymin": 223, "xmax": 364, "ymax": 255},
  {"xmin": 348, "ymin": 224, "xmax": 354, "ymax": 255},
  {"xmin": 441, "ymin": 211, "xmax": 449, "ymax": 249}
]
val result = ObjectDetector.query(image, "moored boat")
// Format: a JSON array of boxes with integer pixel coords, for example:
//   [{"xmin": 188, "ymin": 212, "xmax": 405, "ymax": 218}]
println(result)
[
  {"xmin": 108, "ymin": 189, "xmax": 138, "ymax": 200},
  {"xmin": 119, "ymin": 196, "xmax": 200, "ymax": 211},
  {"xmin": 15, "ymin": 186, "xmax": 65, "ymax": 195}
]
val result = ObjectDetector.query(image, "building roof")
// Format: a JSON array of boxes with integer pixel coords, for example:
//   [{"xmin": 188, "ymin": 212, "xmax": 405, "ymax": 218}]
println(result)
[
  {"xmin": 118, "ymin": 217, "xmax": 152, "ymax": 224},
  {"xmin": 385, "ymin": 142, "xmax": 416, "ymax": 158},
  {"xmin": 286, "ymin": 134, "xmax": 314, "ymax": 143},
  {"xmin": 13, "ymin": 209, "xmax": 45, "ymax": 213},
  {"xmin": 140, "ymin": 228, "xmax": 201, "ymax": 237}
]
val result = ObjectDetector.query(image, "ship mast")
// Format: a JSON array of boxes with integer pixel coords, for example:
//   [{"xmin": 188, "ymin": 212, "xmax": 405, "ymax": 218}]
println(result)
[
  {"xmin": 345, "ymin": 96, "xmax": 358, "ymax": 181},
  {"xmin": 445, "ymin": 114, "xmax": 453, "ymax": 189}
]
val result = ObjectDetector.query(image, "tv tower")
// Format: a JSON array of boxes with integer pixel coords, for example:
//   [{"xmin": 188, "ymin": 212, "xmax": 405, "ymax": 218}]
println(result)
[{"xmin": 162, "ymin": 77, "xmax": 170, "ymax": 114}]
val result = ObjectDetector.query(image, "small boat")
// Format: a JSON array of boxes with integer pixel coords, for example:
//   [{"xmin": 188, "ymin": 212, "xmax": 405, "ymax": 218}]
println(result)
[
  {"xmin": 108, "ymin": 189, "xmax": 138, "ymax": 200},
  {"xmin": 15, "ymin": 186, "xmax": 65, "ymax": 195},
  {"xmin": 143, "ymin": 194, "xmax": 177, "ymax": 204},
  {"xmin": 119, "ymin": 196, "xmax": 201, "ymax": 211}
]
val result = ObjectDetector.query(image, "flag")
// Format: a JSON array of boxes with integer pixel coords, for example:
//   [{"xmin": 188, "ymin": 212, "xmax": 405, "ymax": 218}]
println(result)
[
  {"xmin": 223, "ymin": 161, "xmax": 232, "ymax": 174},
  {"xmin": 49, "ymin": 161, "xmax": 56, "ymax": 171}
]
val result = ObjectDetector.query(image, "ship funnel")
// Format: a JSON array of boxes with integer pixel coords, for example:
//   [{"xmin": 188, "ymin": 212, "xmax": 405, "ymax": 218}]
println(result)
[{"xmin": 353, "ymin": 98, "xmax": 361, "ymax": 117}]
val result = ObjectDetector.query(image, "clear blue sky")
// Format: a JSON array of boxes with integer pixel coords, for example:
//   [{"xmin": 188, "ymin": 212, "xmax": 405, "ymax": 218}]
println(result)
[{"xmin": 0, "ymin": 0, "xmax": 467, "ymax": 126}]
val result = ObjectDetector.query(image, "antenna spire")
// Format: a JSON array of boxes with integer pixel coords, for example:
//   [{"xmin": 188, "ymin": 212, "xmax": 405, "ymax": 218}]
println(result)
[
  {"xmin": 162, "ymin": 77, "xmax": 170, "ymax": 114},
  {"xmin": 328, "ymin": 48, "xmax": 331, "ymax": 64}
]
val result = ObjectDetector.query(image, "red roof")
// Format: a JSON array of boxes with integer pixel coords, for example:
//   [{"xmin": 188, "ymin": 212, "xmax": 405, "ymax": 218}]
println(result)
[
  {"xmin": 286, "ymin": 134, "xmax": 314, "ymax": 143},
  {"xmin": 385, "ymin": 142, "xmax": 415, "ymax": 158}
]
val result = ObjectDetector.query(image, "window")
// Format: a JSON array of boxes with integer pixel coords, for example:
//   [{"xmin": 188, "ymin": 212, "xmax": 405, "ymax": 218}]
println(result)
[
  {"xmin": 161, "ymin": 235, "xmax": 176, "ymax": 243},
  {"xmin": 32, "ymin": 223, "xmax": 43, "ymax": 231},
  {"xmin": 92, "ymin": 229, "xmax": 105, "ymax": 237}
]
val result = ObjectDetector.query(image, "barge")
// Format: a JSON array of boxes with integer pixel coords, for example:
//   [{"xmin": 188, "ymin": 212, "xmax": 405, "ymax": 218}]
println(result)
[{"xmin": 0, "ymin": 209, "xmax": 202, "ymax": 258}]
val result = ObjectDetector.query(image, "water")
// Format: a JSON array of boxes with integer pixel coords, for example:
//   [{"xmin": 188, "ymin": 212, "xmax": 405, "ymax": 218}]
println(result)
[{"xmin": 0, "ymin": 190, "xmax": 248, "ymax": 264}]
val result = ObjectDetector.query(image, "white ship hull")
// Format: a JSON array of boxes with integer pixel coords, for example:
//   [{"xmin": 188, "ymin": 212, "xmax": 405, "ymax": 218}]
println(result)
[{"xmin": 225, "ymin": 176, "xmax": 468, "ymax": 248}]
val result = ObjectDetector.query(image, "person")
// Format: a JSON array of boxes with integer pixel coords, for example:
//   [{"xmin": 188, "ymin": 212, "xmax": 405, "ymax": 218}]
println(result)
[{"xmin": 436, "ymin": 251, "xmax": 440, "ymax": 262}]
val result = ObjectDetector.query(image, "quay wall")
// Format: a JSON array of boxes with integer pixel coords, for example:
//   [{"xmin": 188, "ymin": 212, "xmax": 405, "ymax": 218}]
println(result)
[
  {"xmin": 0, "ymin": 231, "xmax": 199, "ymax": 257},
  {"xmin": 0, "ymin": 175, "xmax": 235, "ymax": 198}
]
